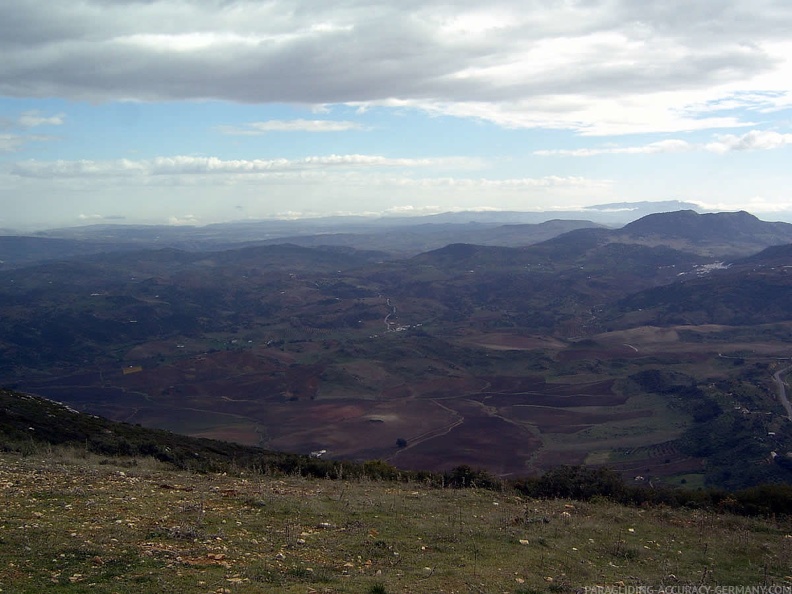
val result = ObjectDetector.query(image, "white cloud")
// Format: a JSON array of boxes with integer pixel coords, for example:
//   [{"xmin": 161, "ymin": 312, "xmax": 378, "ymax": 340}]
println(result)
[
  {"xmin": 535, "ymin": 139, "xmax": 694, "ymax": 157},
  {"xmin": 217, "ymin": 119, "xmax": 366, "ymax": 135},
  {"xmin": 11, "ymin": 154, "xmax": 482, "ymax": 179},
  {"xmin": 17, "ymin": 110, "xmax": 65, "ymax": 127},
  {"xmin": 694, "ymin": 197, "xmax": 792, "ymax": 213},
  {"xmin": 705, "ymin": 130, "xmax": 792, "ymax": 153},
  {"xmin": 535, "ymin": 130, "xmax": 792, "ymax": 157},
  {"xmin": 368, "ymin": 96, "xmax": 757, "ymax": 136},
  {"xmin": 168, "ymin": 214, "xmax": 199, "ymax": 226},
  {"xmin": 0, "ymin": 132, "xmax": 57, "ymax": 153},
  {"xmin": 9, "ymin": 155, "xmax": 605, "ymax": 204},
  {"xmin": 0, "ymin": 134, "xmax": 27, "ymax": 153},
  {"xmin": 3, "ymin": 0, "xmax": 792, "ymax": 134},
  {"xmin": 384, "ymin": 204, "xmax": 443, "ymax": 215},
  {"xmin": 682, "ymin": 91, "xmax": 792, "ymax": 115},
  {"xmin": 388, "ymin": 176, "xmax": 610, "ymax": 189}
]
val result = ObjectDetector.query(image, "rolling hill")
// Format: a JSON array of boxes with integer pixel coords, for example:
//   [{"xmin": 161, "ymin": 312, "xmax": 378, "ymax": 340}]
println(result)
[
  {"xmin": 2, "ymin": 210, "xmax": 792, "ymax": 491},
  {"xmin": 1, "ymin": 387, "xmax": 791, "ymax": 592},
  {"xmin": 605, "ymin": 243, "xmax": 792, "ymax": 328},
  {"xmin": 613, "ymin": 210, "xmax": 792, "ymax": 256}
]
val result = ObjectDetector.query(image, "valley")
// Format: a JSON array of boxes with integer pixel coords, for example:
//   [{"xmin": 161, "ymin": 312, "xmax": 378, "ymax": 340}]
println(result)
[{"xmin": 2, "ymin": 210, "xmax": 792, "ymax": 490}]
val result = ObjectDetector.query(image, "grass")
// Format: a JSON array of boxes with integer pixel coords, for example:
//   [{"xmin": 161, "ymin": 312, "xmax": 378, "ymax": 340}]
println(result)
[{"xmin": 1, "ymin": 449, "xmax": 791, "ymax": 593}]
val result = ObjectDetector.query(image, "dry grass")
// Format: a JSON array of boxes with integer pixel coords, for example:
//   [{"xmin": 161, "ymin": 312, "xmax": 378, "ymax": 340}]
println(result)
[{"xmin": 1, "ymin": 450, "xmax": 791, "ymax": 593}]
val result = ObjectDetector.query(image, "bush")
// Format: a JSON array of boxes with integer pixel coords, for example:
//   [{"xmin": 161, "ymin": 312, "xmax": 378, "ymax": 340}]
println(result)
[
  {"xmin": 444, "ymin": 465, "xmax": 501, "ymax": 490},
  {"xmin": 362, "ymin": 459, "xmax": 400, "ymax": 481},
  {"xmin": 527, "ymin": 465, "xmax": 627, "ymax": 501}
]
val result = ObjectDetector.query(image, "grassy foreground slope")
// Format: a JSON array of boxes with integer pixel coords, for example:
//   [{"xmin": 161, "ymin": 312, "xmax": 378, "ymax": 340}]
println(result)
[
  {"xmin": 2, "ymin": 450, "xmax": 792, "ymax": 594},
  {"xmin": 1, "ymin": 390, "xmax": 792, "ymax": 593}
]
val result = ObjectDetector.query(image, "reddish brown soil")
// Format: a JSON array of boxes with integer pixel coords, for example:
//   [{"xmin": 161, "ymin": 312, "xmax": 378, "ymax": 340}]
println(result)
[
  {"xmin": 531, "ymin": 448, "xmax": 589, "ymax": 468},
  {"xmin": 266, "ymin": 399, "xmax": 458, "ymax": 460},
  {"xmin": 20, "ymin": 348, "xmax": 677, "ymax": 480},
  {"xmin": 390, "ymin": 415, "xmax": 541, "ymax": 477},
  {"xmin": 475, "ymin": 392, "xmax": 625, "ymax": 408},
  {"xmin": 503, "ymin": 406, "xmax": 653, "ymax": 433},
  {"xmin": 460, "ymin": 333, "xmax": 566, "ymax": 350},
  {"xmin": 556, "ymin": 347, "xmax": 643, "ymax": 362}
]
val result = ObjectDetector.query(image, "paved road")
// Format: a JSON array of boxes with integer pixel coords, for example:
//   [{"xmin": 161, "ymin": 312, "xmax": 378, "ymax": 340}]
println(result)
[
  {"xmin": 771, "ymin": 364, "xmax": 792, "ymax": 421},
  {"xmin": 384, "ymin": 298, "xmax": 397, "ymax": 331}
]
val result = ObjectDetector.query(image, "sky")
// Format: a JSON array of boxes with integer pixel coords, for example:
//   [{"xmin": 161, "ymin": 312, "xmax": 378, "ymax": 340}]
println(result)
[{"xmin": 2, "ymin": 0, "xmax": 792, "ymax": 230}]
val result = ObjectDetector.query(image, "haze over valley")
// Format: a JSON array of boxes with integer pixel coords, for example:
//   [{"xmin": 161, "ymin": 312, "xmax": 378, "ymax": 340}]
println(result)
[
  {"xmin": 3, "ymin": 0, "xmax": 792, "ymax": 492},
  {"xmin": 2, "ymin": 206, "xmax": 792, "ymax": 491},
  {"xmin": 6, "ymin": 4, "xmax": 792, "ymax": 592}
]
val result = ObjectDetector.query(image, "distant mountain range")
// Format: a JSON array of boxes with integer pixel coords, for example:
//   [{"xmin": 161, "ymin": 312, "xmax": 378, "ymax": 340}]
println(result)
[
  {"xmin": 615, "ymin": 210, "xmax": 792, "ymax": 256},
  {"xmin": 3, "ymin": 207, "xmax": 792, "ymax": 490},
  {"xmin": 3, "ymin": 203, "xmax": 790, "ymax": 268}
]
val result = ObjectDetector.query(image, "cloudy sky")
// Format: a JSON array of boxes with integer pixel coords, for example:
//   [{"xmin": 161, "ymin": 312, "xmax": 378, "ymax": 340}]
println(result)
[{"xmin": 2, "ymin": 0, "xmax": 792, "ymax": 229}]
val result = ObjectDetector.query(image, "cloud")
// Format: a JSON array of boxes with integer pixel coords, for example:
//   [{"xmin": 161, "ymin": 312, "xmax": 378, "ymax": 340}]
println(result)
[
  {"xmin": 78, "ymin": 213, "xmax": 126, "ymax": 221},
  {"xmin": 0, "ymin": 132, "xmax": 57, "ymax": 153},
  {"xmin": 168, "ymin": 214, "xmax": 199, "ymax": 226},
  {"xmin": 0, "ymin": 134, "xmax": 27, "ymax": 153},
  {"xmin": 3, "ymin": 0, "xmax": 792, "ymax": 134},
  {"xmin": 387, "ymin": 176, "xmax": 609, "ymax": 189},
  {"xmin": 11, "ymin": 154, "xmax": 482, "ymax": 179},
  {"xmin": 705, "ymin": 129, "xmax": 792, "ymax": 153},
  {"xmin": 0, "ymin": 111, "xmax": 63, "ymax": 152},
  {"xmin": 17, "ymin": 110, "xmax": 65, "ymax": 127},
  {"xmin": 217, "ymin": 119, "xmax": 366, "ymax": 135},
  {"xmin": 535, "ymin": 139, "xmax": 694, "ymax": 157},
  {"xmin": 535, "ymin": 130, "xmax": 792, "ymax": 156},
  {"xmin": 8, "ymin": 153, "xmax": 608, "ymax": 203}
]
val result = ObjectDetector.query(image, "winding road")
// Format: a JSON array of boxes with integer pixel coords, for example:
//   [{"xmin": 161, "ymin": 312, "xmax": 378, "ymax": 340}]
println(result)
[
  {"xmin": 771, "ymin": 364, "xmax": 792, "ymax": 422},
  {"xmin": 384, "ymin": 298, "xmax": 397, "ymax": 331}
]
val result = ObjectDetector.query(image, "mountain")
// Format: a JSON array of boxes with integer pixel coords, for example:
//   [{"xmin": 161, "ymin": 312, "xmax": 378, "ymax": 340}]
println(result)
[
  {"xmin": 18, "ymin": 201, "xmax": 722, "ymax": 256},
  {"xmin": 584, "ymin": 200, "xmax": 701, "ymax": 213},
  {"xmin": 605, "ymin": 241, "xmax": 792, "ymax": 327},
  {"xmin": 522, "ymin": 210, "xmax": 792, "ymax": 259},
  {"xmin": 614, "ymin": 210, "xmax": 792, "ymax": 256},
  {"xmin": 399, "ymin": 200, "xmax": 704, "ymax": 225},
  {"xmin": 0, "ymin": 388, "xmax": 279, "ymax": 471},
  {"xmin": 12, "ymin": 204, "xmax": 764, "ymax": 267},
  {"xmin": 741, "ymin": 242, "xmax": 792, "ymax": 265},
  {"xmin": 3, "ymin": 209, "xmax": 792, "ymax": 492},
  {"xmin": 254, "ymin": 219, "xmax": 605, "ymax": 255},
  {"xmin": 0, "ymin": 236, "xmax": 144, "ymax": 270},
  {"xmin": 4, "ymin": 218, "xmax": 605, "ymax": 263}
]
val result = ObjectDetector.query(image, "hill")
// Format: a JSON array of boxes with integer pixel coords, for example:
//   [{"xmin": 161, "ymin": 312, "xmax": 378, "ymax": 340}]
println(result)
[
  {"xmin": 0, "ymin": 236, "xmax": 143, "ymax": 270},
  {"xmin": 526, "ymin": 210, "xmax": 792, "ymax": 259},
  {"xmin": 3, "ymin": 210, "xmax": 792, "ymax": 492},
  {"xmin": 614, "ymin": 210, "xmax": 792, "ymax": 257},
  {"xmin": 605, "ymin": 243, "xmax": 792, "ymax": 328},
  {"xmin": 1, "ymin": 389, "xmax": 792, "ymax": 593},
  {"xmin": 3, "ymin": 451, "xmax": 791, "ymax": 594},
  {"xmin": 621, "ymin": 210, "xmax": 786, "ymax": 239},
  {"xmin": 0, "ymin": 388, "xmax": 300, "ymax": 473},
  {"xmin": 3, "ymin": 219, "xmax": 604, "ymax": 265},
  {"xmin": 254, "ymin": 219, "xmax": 606, "ymax": 256}
]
